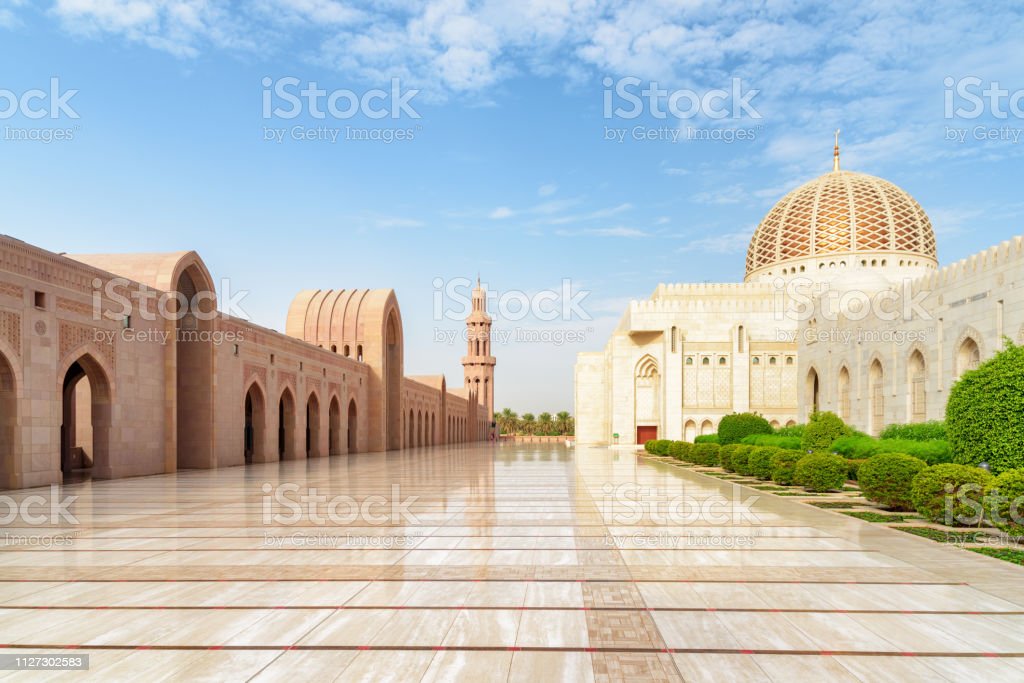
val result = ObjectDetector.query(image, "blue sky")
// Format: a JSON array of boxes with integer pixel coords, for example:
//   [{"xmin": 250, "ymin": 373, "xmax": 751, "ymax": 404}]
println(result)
[{"xmin": 2, "ymin": 1, "xmax": 1023, "ymax": 414}]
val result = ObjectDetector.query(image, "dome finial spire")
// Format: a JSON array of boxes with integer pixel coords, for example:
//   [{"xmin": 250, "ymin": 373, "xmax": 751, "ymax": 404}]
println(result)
[{"xmin": 833, "ymin": 129, "xmax": 841, "ymax": 172}]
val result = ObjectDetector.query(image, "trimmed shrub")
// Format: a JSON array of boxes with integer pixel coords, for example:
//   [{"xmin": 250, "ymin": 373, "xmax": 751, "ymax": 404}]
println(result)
[
  {"xmin": 719, "ymin": 444, "xmax": 741, "ymax": 472},
  {"xmin": 830, "ymin": 435, "xmax": 951, "ymax": 465},
  {"xmin": 644, "ymin": 440, "xmax": 657, "ymax": 453},
  {"xmin": 881, "ymin": 421, "xmax": 947, "ymax": 442},
  {"xmin": 694, "ymin": 434, "xmax": 719, "ymax": 444},
  {"xmin": 846, "ymin": 458, "xmax": 868, "ymax": 481},
  {"xmin": 801, "ymin": 411, "xmax": 852, "ymax": 453},
  {"xmin": 717, "ymin": 412, "xmax": 773, "ymax": 445},
  {"xmin": 691, "ymin": 443, "xmax": 720, "ymax": 466},
  {"xmin": 732, "ymin": 445, "xmax": 753, "ymax": 476},
  {"xmin": 858, "ymin": 453, "xmax": 928, "ymax": 510},
  {"xmin": 911, "ymin": 463, "xmax": 992, "ymax": 525},
  {"xmin": 794, "ymin": 454, "xmax": 848, "ymax": 492},
  {"xmin": 741, "ymin": 434, "xmax": 802, "ymax": 450},
  {"xmin": 775, "ymin": 423, "xmax": 805, "ymax": 438},
  {"xmin": 947, "ymin": 342, "xmax": 1024, "ymax": 474},
  {"xmin": 986, "ymin": 470, "xmax": 1024, "ymax": 536},
  {"xmin": 770, "ymin": 449, "xmax": 803, "ymax": 485},
  {"xmin": 667, "ymin": 441, "xmax": 692, "ymax": 461},
  {"xmin": 655, "ymin": 440, "xmax": 673, "ymax": 456},
  {"xmin": 748, "ymin": 447, "xmax": 780, "ymax": 480}
]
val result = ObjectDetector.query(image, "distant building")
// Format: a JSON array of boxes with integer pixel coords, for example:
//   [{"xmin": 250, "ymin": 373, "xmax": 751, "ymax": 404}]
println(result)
[
  {"xmin": 576, "ymin": 139, "xmax": 1019, "ymax": 444},
  {"xmin": 0, "ymin": 240, "xmax": 492, "ymax": 490}
]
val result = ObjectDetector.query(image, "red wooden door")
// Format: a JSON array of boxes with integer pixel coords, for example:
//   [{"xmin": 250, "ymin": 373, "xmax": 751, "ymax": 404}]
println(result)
[{"xmin": 636, "ymin": 426, "xmax": 658, "ymax": 444}]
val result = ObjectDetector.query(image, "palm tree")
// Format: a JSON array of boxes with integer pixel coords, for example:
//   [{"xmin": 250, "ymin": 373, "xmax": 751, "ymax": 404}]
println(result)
[
  {"xmin": 555, "ymin": 411, "xmax": 571, "ymax": 435},
  {"xmin": 520, "ymin": 413, "xmax": 536, "ymax": 435},
  {"xmin": 497, "ymin": 408, "xmax": 518, "ymax": 434},
  {"xmin": 538, "ymin": 412, "xmax": 554, "ymax": 435}
]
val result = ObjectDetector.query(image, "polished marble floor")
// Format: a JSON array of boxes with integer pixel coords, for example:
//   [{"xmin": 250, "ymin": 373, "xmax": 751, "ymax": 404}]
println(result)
[{"xmin": 2, "ymin": 443, "xmax": 1024, "ymax": 681}]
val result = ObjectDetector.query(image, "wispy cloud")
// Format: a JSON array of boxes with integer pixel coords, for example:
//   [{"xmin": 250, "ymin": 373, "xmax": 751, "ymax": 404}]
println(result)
[
  {"xmin": 555, "ymin": 226, "xmax": 649, "ymax": 238},
  {"xmin": 538, "ymin": 183, "xmax": 558, "ymax": 197},
  {"xmin": 677, "ymin": 229, "xmax": 753, "ymax": 254},
  {"xmin": 489, "ymin": 206, "xmax": 514, "ymax": 220}
]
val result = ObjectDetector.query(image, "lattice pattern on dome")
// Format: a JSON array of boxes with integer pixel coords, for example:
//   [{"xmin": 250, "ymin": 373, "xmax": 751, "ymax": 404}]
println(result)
[{"xmin": 745, "ymin": 170, "xmax": 937, "ymax": 276}]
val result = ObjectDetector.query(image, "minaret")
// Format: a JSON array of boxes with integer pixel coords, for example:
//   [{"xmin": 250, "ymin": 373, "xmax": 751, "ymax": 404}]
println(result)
[
  {"xmin": 833, "ymin": 128, "xmax": 841, "ymax": 172},
  {"xmin": 462, "ymin": 277, "xmax": 496, "ymax": 421}
]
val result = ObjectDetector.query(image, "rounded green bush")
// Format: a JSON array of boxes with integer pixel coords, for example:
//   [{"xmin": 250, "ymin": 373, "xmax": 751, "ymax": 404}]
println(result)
[
  {"xmin": 858, "ymin": 453, "xmax": 928, "ymax": 510},
  {"xmin": 801, "ymin": 411, "xmax": 852, "ymax": 453},
  {"xmin": 911, "ymin": 463, "xmax": 992, "ymax": 525},
  {"xmin": 692, "ymin": 443, "xmax": 720, "ymax": 466},
  {"xmin": 794, "ymin": 454, "xmax": 848, "ymax": 492},
  {"xmin": 748, "ymin": 447, "xmax": 780, "ymax": 480},
  {"xmin": 717, "ymin": 412, "xmax": 773, "ymax": 445},
  {"xmin": 644, "ymin": 440, "xmax": 657, "ymax": 453},
  {"xmin": 770, "ymin": 449, "xmax": 803, "ymax": 485},
  {"xmin": 718, "ymin": 444, "xmax": 741, "ymax": 472},
  {"xmin": 846, "ymin": 458, "xmax": 868, "ymax": 481},
  {"xmin": 731, "ymin": 445, "xmax": 753, "ymax": 476},
  {"xmin": 947, "ymin": 342, "xmax": 1024, "ymax": 474},
  {"xmin": 985, "ymin": 470, "xmax": 1024, "ymax": 536}
]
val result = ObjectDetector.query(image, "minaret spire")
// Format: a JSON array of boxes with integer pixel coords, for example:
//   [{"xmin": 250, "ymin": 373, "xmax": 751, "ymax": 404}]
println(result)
[{"xmin": 833, "ymin": 129, "xmax": 841, "ymax": 172}]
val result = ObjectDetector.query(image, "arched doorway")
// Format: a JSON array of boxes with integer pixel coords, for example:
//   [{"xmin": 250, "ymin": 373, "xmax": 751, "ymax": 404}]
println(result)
[
  {"xmin": 956, "ymin": 337, "xmax": 980, "ymax": 378},
  {"xmin": 347, "ymin": 399, "xmax": 358, "ymax": 454},
  {"xmin": 908, "ymin": 351, "xmax": 926, "ymax": 423},
  {"xmin": 683, "ymin": 420, "xmax": 696, "ymax": 443},
  {"xmin": 806, "ymin": 368, "xmax": 820, "ymax": 415},
  {"xmin": 385, "ymin": 311, "xmax": 402, "ymax": 450},
  {"xmin": 329, "ymin": 397, "xmax": 341, "ymax": 456},
  {"xmin": 837, "ymin": 366, "xmax": 851, "ymax": 422},
  {"xmin": 244, "ymin": 383, "xmax": 265, "ymax": 464},
  {"xmin": 408, "ymin": 409, "xmax": 414, "ymax": 448},
  {"xmin": 700, "ymin": 419, "xmax": 714, "ymax": 436},
  {"xmin": 306, "ymin": 392, "xmax": 320, "ymax": 458},
  {"xmin": 278, "ymin": 388, "xmax": 296, "ymax": 460},
  {"xmin": 175, "ymin": 266, "xmax": 214, "ymax": 470},
  {"xmin": 868, "ymin": 360, "xmax": 884, "ymax": 436},
  {"xmin": 0, "ymin": 352, "xmax": 17, "ymax": 487},
  {"xmin": 60, "ymin": 354, "xmax": 112, "ymax": 482},
  {"xmin": 431, "ymin": 412, "xmax": 436, "ymax": 446}
]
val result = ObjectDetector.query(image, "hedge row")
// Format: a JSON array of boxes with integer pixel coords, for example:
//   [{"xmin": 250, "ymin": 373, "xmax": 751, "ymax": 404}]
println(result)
[
  {"xmin": 830, "ymin": 436, "xmax": 951, "ymax": 464},
  {"xmin": 661, "ymin": 441, "xmax": 850, "ymax": 492},
  {"xmin": 740, "ymin": 434, "xmax": 802, "ymax": 450}
]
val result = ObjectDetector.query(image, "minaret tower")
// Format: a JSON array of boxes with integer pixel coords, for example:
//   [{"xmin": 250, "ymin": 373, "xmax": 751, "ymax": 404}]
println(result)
[{"xmin": 462, "ymin": 277, "xmax": 496, "ymax": 420}]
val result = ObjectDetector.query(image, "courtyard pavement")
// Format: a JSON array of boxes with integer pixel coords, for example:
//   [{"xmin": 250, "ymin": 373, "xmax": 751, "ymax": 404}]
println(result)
[{"xmin": 1, "ymin": 443, "xmax": 1024, "ymax": 681}]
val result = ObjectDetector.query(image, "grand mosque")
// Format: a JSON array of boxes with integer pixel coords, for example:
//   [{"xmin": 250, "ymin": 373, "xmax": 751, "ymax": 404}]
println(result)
[{"xmin": 576, "ymin": 139, "xmax": 1022, "ymax": 444}]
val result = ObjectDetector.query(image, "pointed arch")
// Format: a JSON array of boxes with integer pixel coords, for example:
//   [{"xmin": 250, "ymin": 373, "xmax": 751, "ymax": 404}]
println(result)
[
  {"xmin": 347, "ymin": 398, "xmax": 358, "ymax": 454},
  {"xmin": 328, "ymin": 394, "xmax": 342, "ymax": 456},
  {"xmin": 278, "ymin": 386, "xmax": 296, "ymax": 460},
  {"xmin": 954, "ymin": 327, "xmax": 982, "ymax": 379},
  {"xmin": 868, "ymin": 358, "xmax": 885, "ymax": 436},
  {"xmin": 837, "ymin": 365, "xmax": 851, "ymax": 422},
  {"xmin": 0, "ymin": 347, "xmax": 19, "ymax": 489},
  {"xmin": 306, "ymin": 390, "xmax": 321, "ymax": 458},
  {"xmin": 907, "ymin": 348, "xmax": 927, "ymax": 423},
  {"xmin": 59, "ymin": 351, "xmax": 114, "ymax": 481},
  {"xmin": 243, "ymin": 379, "xmax": 267, "ymax": 464}
]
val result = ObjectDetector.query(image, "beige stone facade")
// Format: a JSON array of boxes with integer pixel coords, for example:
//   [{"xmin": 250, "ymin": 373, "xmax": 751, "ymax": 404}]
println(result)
[
  {"xmin": 0, "ymin": 236, "xmax": 491, "ymax": 491},
  {"xmin": 576, "ymin": 151, "xmax": 1020, "ymax": 444}
]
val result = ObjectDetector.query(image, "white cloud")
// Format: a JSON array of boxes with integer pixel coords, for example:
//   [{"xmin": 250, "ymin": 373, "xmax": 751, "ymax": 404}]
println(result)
[
  {"xmin": 538, "ymin": 183, "xmax": 558, "ymax": 197},
  {"xmin": 489, "ymin": 206, "xmax": 514, "ymax": 219}
]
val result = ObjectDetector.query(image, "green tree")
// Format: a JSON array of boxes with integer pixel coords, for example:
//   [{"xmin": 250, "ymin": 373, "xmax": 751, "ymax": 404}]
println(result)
[
  {"xmin": 497, "ymin": 408, "xmax": 518, "ymax": 435},
  {"xmin": 555, "ymin": 411, "xmax": 572, "ymax": 435},
  {"xmin": 538, "ymin": 412, "xmax": 554, "ymax": 435},
  {"xmin": 521, "ymin": 413, "xmax": 536, "ymax": 435}
]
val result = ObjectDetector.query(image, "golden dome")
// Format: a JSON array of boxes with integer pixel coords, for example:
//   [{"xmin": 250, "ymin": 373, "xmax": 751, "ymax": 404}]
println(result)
[{"xmin": 744, "ymin": 166, "xmax": 937, "ymax": 280}]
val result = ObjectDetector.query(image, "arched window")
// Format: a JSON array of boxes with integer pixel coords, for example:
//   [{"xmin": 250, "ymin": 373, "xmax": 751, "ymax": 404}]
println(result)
[
  {"xmin": 956, "ymin": 337, "xmax": 980, "ymax": 378},
  {"xmin": 718, "ymin": 357, "xmax": 727, "ymax": 366},
  {"xmin": 702, "ymin": 357, "xmax": 710, "ymax": 366},
  {"xmin": 685, "ymin": 357, "xmax": 693, "ymax": 366},
  {"xmin": 908, "ymin": 350, "xmax": 926, "ymax": 423},
  {"xmin": 752, "ymin": 357, "xmax": 760, "ymax": 365},
  {"xmin": 769, "ymin": 357, "xmax": 777, "ymax": 366}
]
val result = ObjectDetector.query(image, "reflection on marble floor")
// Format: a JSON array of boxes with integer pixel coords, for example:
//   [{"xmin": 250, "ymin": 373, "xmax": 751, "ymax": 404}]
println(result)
[{"xmin": 2, "ymin": 443, "xmax": 1024, "ymax": 681}]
